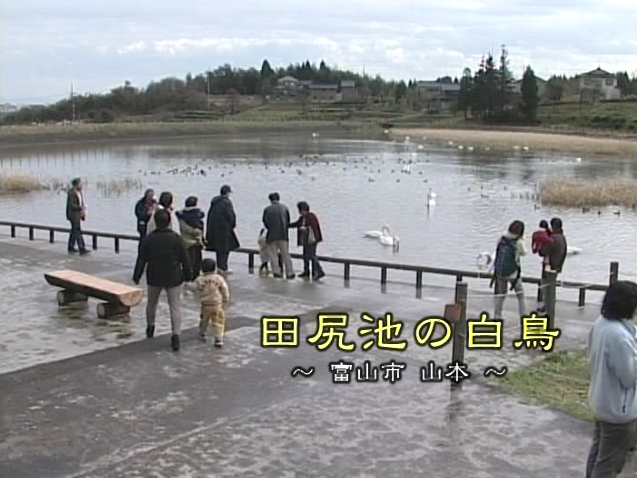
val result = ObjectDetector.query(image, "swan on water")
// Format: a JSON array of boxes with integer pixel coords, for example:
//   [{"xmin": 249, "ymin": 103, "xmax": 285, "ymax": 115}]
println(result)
[
  {"xmin": 384, "ymin": 129, "xmax": 390, "ymax": 134},
  {"xmin": 523, "ymin": 146, "xmax": 530, "ymax": 151},
  {"xmin": 379, "ymin": 226, "xmax": 400, "ymax": 251},
  {"xmin": 458, "ymin": 145, "xmax": 464, "ymax": 150},
  {"xmin": 364, "ymin": 226, "xmax": 389, "ymax": 238},
  {"xmin": 575, "ymin": 157, "xmax": 582, "ymax": 163},
  {"xmin": 427, "ymin": 188, "xmax": 437, "ymax": 207},
  {"xmin": 467, "ymin": 146, "xmax": 474, "ymax": 152},
  {"xmin": 418, "ymin": 145, "xmax": 424, "ymax": 150},
  {"xmin": 312, "ymin": 132, "xmax": 319, "ymax": 138}
]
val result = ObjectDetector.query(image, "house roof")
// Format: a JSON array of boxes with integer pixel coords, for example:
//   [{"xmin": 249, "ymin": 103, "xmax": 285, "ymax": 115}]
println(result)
[
  {"xmin": 416, "ymin": 81, "xmax": 460, "ymax": 91},
  {"xmin": 310, "ymin": 84, "xmax": 338, "ymax": 90},
  {"xmin": 278, "ymin": 76, "xmax": 299, "ymax": 83},
  {"xmin": 579, "ymin": 67, "xmax": 615, "ymax": 78},
  {"xmin": 341, "ymin": 80, "xmax": 356, "ymax": 88}
]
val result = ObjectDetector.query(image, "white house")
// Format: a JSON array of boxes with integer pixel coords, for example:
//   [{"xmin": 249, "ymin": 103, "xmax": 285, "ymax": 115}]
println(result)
[{"xmin": 577, "ymin": 68, "xmax": 620, "ymax": 101}]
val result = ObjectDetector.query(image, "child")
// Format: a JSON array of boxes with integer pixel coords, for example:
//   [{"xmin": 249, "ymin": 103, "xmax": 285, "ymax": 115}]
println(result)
[
  {"xmin": 258, "ymin": 228, "xmax": 270, "ymax": 275},
  {"xmin": 177, "ymin": 196, "xmax": 205, "ymax": 281},
  {"xmin": 531, "ymin": 220, "xmax": 553, "ymax": 272},
  {"xmin": 196, "ymin": 258, "xmax": 230, "ymax": 347}
]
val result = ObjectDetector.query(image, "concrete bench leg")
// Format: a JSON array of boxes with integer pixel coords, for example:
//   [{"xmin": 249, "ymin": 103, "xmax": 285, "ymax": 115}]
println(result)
[
  {"xmin": 97, "ymin": 302, "xmax": 130, "ymax": 319},
  {"xmin": 57, "ymin": 290, "xmax": 89, "ymax": 306}
]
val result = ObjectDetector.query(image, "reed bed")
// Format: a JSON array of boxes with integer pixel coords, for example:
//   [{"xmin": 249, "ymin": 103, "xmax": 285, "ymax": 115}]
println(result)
[
  {"xmin": 95, "ymin": 178, "xmax": 142, "ymax": 196},
  {"xmin": 0, "ymin": 174, "xmax": 48, "ymax": 194},
  {"xmin": 541, "ymin": 179, "xmax": 637, "ymax": 207}
]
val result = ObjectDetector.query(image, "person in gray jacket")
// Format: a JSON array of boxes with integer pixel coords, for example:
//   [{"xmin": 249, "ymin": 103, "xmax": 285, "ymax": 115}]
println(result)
[
  {"xmin": 587, "ymin": 280, "xmax": 637, "ymax": 478},
  {"xmin": 262, "ymin": 192, "xmax": 295, "ymax": 279}
]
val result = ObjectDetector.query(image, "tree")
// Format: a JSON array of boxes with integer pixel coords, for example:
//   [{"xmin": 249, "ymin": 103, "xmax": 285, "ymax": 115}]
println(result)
[
  {"xmin": 546, "ymin": 75, "xmax": 568, "ymax": 101},
  {"xmin": 260, "ymin": 60, "xmax": 274, "ymax": 79},
  {"xmin": 458, "ymin": 68, "xmax": 473, "ymax": 120},
  {"xmin": 498, "ymin": 45, "xmax": 514, "ymax": 117},
  {"xmin": 520, "ymin": 66, "xmax": 539, "ymax": 123},
  {"xmin": 395, "ymin": 81, "xmax": 407, "ymax": 104},
  {"xmin": 617, "ymin": 72, "xmax": 633, "ymax": 96}
]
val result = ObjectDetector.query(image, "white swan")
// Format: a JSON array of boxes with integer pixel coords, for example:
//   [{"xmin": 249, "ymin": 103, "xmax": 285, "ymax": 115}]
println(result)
[
  {"xmin": 417, "ymin": 144, "xmax": 424, "ymax": 150},
  {"xmin": 379, "ymin": 226, "xmax": 400, "ymax": 251},
  {"xmin": 364, "ymin": 225, "xmax": 389, "ymax": 238},
  {"xmin": 427, "ymin": 189, "xmax": 437, "ymax": 207},
  {"xmin": 567, "ymin": 246, "xmax": 582, "ymax": 255}
]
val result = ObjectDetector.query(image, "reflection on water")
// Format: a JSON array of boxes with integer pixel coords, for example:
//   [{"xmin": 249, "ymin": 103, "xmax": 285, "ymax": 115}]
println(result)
[{"xmin": 2, "ymin": 134, "xmax": 637, "ymax": 289}]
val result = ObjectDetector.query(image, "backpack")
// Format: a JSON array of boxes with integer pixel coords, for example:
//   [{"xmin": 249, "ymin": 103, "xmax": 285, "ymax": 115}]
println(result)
[{"xmin": 494, "ymin": 237, "xmax": 518, "ymax": 277}]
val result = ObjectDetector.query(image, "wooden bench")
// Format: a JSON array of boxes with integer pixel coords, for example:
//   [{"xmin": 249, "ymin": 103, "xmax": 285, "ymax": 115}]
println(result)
[{"xmin": 44, "ymin": 270, "xmax": 144, "ymax": 319}]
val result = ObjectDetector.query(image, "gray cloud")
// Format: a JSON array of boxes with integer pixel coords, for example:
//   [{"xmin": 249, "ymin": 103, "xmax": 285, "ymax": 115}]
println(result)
[{"xmin": 1, "ymin": 0, "xmax": 636, "ymax": 103}]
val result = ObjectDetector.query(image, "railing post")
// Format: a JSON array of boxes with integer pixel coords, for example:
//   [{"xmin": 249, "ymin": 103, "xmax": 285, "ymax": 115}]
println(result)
[
  {"xmin": 381, "ymin": 267, "xmax": 387, "ymax": 285},
  {"xmin": 543, "ymin": 271, "xmax": 557, "ymax": 329},
  {"xmin": 114, "ymin": 237, "xmax": 120, "ymax": 254},
  {"xmin": 537, "ymin": 267, "xmax": 546, "ymax": 303},
  {"xmin": 92, "ymin": 234, "xmax": 98, "ymax": 250},
  {"xmin": 248, "ymin": 252, "xmax": 255, "ymax": 273},
  {"xmin": 49, "ymin": 230, "xmax": 54, "ymax": 243},
  {"xmin": 344, "ymin": 263, "xmax": 351, "ymax": 281},
  {"xmin": 447, "ymin": 282, "xmax": 468, "ymax": 389},
  {"xmin": 416, "ymin": 270, "xmax": 423, "ymax": 289},
  {"xmin": 29, "ymin": 227, "xmax": 34, "ymax": 241},
  {"xmin": 578, "ymin": 287, "xmax": 586, "ymax": 307},
  {"xmin": 609, "ymin": 262, "xmax": 619, "ymax": 286},
  {"xmin": 10, "ymin": 225, "xmax": 16, "ymax": 238}
]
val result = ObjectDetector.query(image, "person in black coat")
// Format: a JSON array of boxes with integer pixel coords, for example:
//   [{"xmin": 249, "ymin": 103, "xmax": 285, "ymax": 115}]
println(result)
[
  {"xmin": 133, "ymin": 208, "xmax": 192, "ymax": 352},
  {"xmin": 205, "ymin": 185, "xmax": 240, "ymax": 274},
  {"xmin": 134, "ymin": 188, "xmax": 155, "ymax": 239}
]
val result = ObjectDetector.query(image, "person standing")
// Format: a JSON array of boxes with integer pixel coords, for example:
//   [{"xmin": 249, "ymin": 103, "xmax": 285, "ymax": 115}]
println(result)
[
  {"xmin": 545, "ymin": 217, "xmax": 567, "ymax": 276},
  {"xmin": 146, "ymin": 192, "xmax": 175, "ymax": 235},
  {"xmin": 133, "ymin": 209, "xmax": 192, "ymax": 352},
  {"xmin": 492, "ymin": 220, "xmax": 526, "ymax": 320},
  {"xmin": 205, "ymin": 185, "xmax": 239, "ymax": 274},
  {"xmin": 66, "ymin": 177, "xmax": 90, "ymax": 255},
  {"xmin": 176, "ymin": 196, "xmax": 205, "ymax": 281},
  {"xmin": 196, "ymin": 258, "xmax": 230, "ymax": 347},
  {"xmin": 263, "ymin": 192, "xmax": 295, "ymax": 279},
  {"xmin": 290, "ymin": 201, "xmax": 325, "ymax": 280},
  {"xmin": 135, "ymin": 189, "xmax": 155, "ymax": 240},
  {"xmin": 586, "ymin": 280, "xmax": 637, "ymax": 478}
]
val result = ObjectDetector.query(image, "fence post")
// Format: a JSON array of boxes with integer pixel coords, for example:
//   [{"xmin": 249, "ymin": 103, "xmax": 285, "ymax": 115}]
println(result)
[
  {"xmin": 92, "ymin": 234, "xmax": 98, "ymax": 250},
  {"xmin": 29, "ymin": 227, "xmax": 34, "ymax": 241},
  {"xmin": 448, "ymin": 282, "xmax": 467, "ymax": 388},
  {"xmin": 381, "ymin": 267, "xmax": 387, "ymax": 285},
  {"xmin": 578, "ymin": 287, "xmax": 586, "ymax": 307},
  {"xmin": 10, "ymin": 225, "xmax": 16, "ymax": 238},
  {"xmin": 344, "ymin": 263, "xmax": 351, "ymax": 281},
  {"xmin": 609, "ymin": 262, "xmax": 619, "ymax": 286},
  {"xmin": 537, "ymin": 267, "xmax": 546, "ymax": 303},
  {"xmin": 248, "ymin": 253, "xmax": 255, "ymax": 273},
  {"xmin": 416, "ymin": 270, "xmax": 423, "ymax": 290},
  {"xmin": 114, "ymin": 237, "xmax": 120, "ymax": 254},
  {"xmin": 543, "ymin": 271, "xmax": 557, "ymax": 329},
  {"xmin": 49, "ymin": 230, "xmax": 54, "ymax": 243}
]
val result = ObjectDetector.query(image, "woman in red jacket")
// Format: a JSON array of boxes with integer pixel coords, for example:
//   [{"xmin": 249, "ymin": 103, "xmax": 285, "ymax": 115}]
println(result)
[{"xmin": 290, "ymin": 201, "xmax": 325, "ymax": 280}]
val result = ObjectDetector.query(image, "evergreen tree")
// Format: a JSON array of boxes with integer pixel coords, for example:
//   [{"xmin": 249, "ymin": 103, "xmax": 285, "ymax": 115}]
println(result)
[
  {"xmin": 497, "ymin": 45, "xmax": 514, "ymax": 117},
  {"xmin": 520, "ymin": 66, "xmax": 539, "ymax": 123},
  {"xmin": 395, "ymin": 81, "xmax": 407, "ymax": 104},
  {"xmin": 260, "ymin": 60, "xmax": 274, "ymax": 79}
]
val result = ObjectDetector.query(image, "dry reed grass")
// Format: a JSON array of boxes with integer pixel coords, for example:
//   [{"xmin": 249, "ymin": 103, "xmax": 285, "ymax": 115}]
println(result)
[
  {"xmin": 95, "ymin": 178, "xmax": 142, "ymax": 196},
  {"xmin": 0, "ymin": 174, "xmax": 48, "ymax": 194},
  {"xmin": 541, "ymin": 179, "xmax": 637, "ymax": 207}
]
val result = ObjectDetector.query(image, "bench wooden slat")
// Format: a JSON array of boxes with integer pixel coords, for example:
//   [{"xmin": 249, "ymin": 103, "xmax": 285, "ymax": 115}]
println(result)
[{"xmin": 44, "ymin": 270, "xmax": 143, "ymax": 307}]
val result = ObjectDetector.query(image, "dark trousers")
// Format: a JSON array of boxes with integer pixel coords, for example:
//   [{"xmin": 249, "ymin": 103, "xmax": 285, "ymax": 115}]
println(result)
[
  {"xmin": 586, "ymin": 419, "xmax": 637, "ymax": 478},
  {"xmin": 137, "ymin": 223, "xmax": 147, "ymax": 240},
  {"xmin": 68, "ymin": 220, "xmax": 86, "ymax": 251},
  {"xmin": 303, "ymin": 243, "xmax": 324, "ymax": 276},
  {"xmin": 188, "ymin": 245, "xmax": 202, "ymax": 281},
  {"xmin": 216, "ymin": 251, "xmax": 230, "ymax": 271}
]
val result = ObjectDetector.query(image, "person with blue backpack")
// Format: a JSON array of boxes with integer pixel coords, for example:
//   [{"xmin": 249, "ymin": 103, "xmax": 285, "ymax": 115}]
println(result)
[{"xmin": 492, "ymin": 220, "xmax": 527, "ymax": 320}]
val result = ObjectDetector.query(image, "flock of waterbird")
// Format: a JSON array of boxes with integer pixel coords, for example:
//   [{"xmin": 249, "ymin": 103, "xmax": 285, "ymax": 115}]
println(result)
[{"xmin": 133, "ymin": 131, "xmax": 605, "ymax": 256}]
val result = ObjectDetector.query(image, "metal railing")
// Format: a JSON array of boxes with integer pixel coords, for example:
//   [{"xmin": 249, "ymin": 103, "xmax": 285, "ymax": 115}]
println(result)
[{"xmin": 0, "ymin": 220, "xmax": 612, "ymax": 305}]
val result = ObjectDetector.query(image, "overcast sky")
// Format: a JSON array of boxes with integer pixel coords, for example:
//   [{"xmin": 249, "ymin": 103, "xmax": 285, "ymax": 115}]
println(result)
[{"xmin": 1, "ymin": 0, "xmax": 636, "ymax": 104}]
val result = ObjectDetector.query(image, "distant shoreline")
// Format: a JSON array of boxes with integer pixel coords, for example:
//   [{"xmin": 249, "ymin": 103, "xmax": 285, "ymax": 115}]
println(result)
[
  {"xmin": 392, "ymin": 127, "xmax": 637, "ymax": 158},
  {"xmin": 0, "ymin": 120, "xmax": 366, "ymax": 150}
]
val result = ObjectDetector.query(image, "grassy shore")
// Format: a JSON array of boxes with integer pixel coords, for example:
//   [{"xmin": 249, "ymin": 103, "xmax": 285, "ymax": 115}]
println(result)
[
  {"xmin": 541, "ymin": 179, "xmax": 637, "ymax": 207},
  {"xmin": 393, "ymin": 127, "xmax": 637, "ymax": 158},
  {"xmin": 501, "ymin": 350, "xmax": 591, "ymax": 421}
]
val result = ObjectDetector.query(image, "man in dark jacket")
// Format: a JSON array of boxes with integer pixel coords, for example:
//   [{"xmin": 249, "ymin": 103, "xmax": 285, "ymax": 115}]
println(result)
[
  {"xmin": 545, "ymin": 217, "xmax": 567, "ymax": 274},
  {"xmin": 66, "ymin": 177, "xmax": 90, "ymax": 255},
  {"xmin": 263, "ymin": 192, "xmax": 295, "ymax": 279},
  {"xmin": 133, "ymin": 209, "xmax": 192, "ymax": 352},
  {"xmin": 205, "ymin": 185, "xmax": 239, "ymax": 274}
]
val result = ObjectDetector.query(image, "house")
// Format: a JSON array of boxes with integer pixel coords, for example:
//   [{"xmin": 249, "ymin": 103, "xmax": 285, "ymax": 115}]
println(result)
[
  {"xmin": 276, "ymin": 76, "xmax": 301, "ymax": 96},
  {"xmin": 309, "ymin": 84, "xmax": 339, "ymax": 102},
  {"xmin": 416, "ymin": 81, "xmax": 461, "ymax": 111},
  {"xmin": 340, "ymin": 80, "xmax": 358, "ymax": 101},
  {"xmin": 577, "ymin": 68, "xmax": 620, "ymax": 102}
]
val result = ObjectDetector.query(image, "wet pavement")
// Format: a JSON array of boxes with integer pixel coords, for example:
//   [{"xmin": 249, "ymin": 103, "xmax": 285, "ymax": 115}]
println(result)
[{"xmin": 1, "ymin": 233, "xmax": 635, "ymax": 477}]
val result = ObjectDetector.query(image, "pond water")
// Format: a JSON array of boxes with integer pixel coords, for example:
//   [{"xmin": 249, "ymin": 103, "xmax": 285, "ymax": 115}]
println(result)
[{"xmin": 2, "ymin": 132, "xmax": 637, "ymax": 292}]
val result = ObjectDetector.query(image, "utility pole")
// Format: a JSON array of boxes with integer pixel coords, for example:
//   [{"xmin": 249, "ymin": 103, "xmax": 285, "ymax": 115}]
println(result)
[
  {"xmin": 207, "ymin": 70, "xmax": 212, "ymax": 111},
  {"xmin": 71, "ymin": 82, "xmax": 76, "ymax": 123}
]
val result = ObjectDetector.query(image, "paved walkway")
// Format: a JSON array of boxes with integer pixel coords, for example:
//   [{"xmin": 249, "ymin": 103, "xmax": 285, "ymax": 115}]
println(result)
[{"xmin": 1, "ymin": 233, "xmax": 635, "ymax": 477}]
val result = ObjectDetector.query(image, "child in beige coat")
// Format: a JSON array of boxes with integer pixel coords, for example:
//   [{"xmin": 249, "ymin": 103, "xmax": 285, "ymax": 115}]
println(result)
[{"xmin": 196, "ymin": 258, "xmax": 230, "ymax": 347}]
